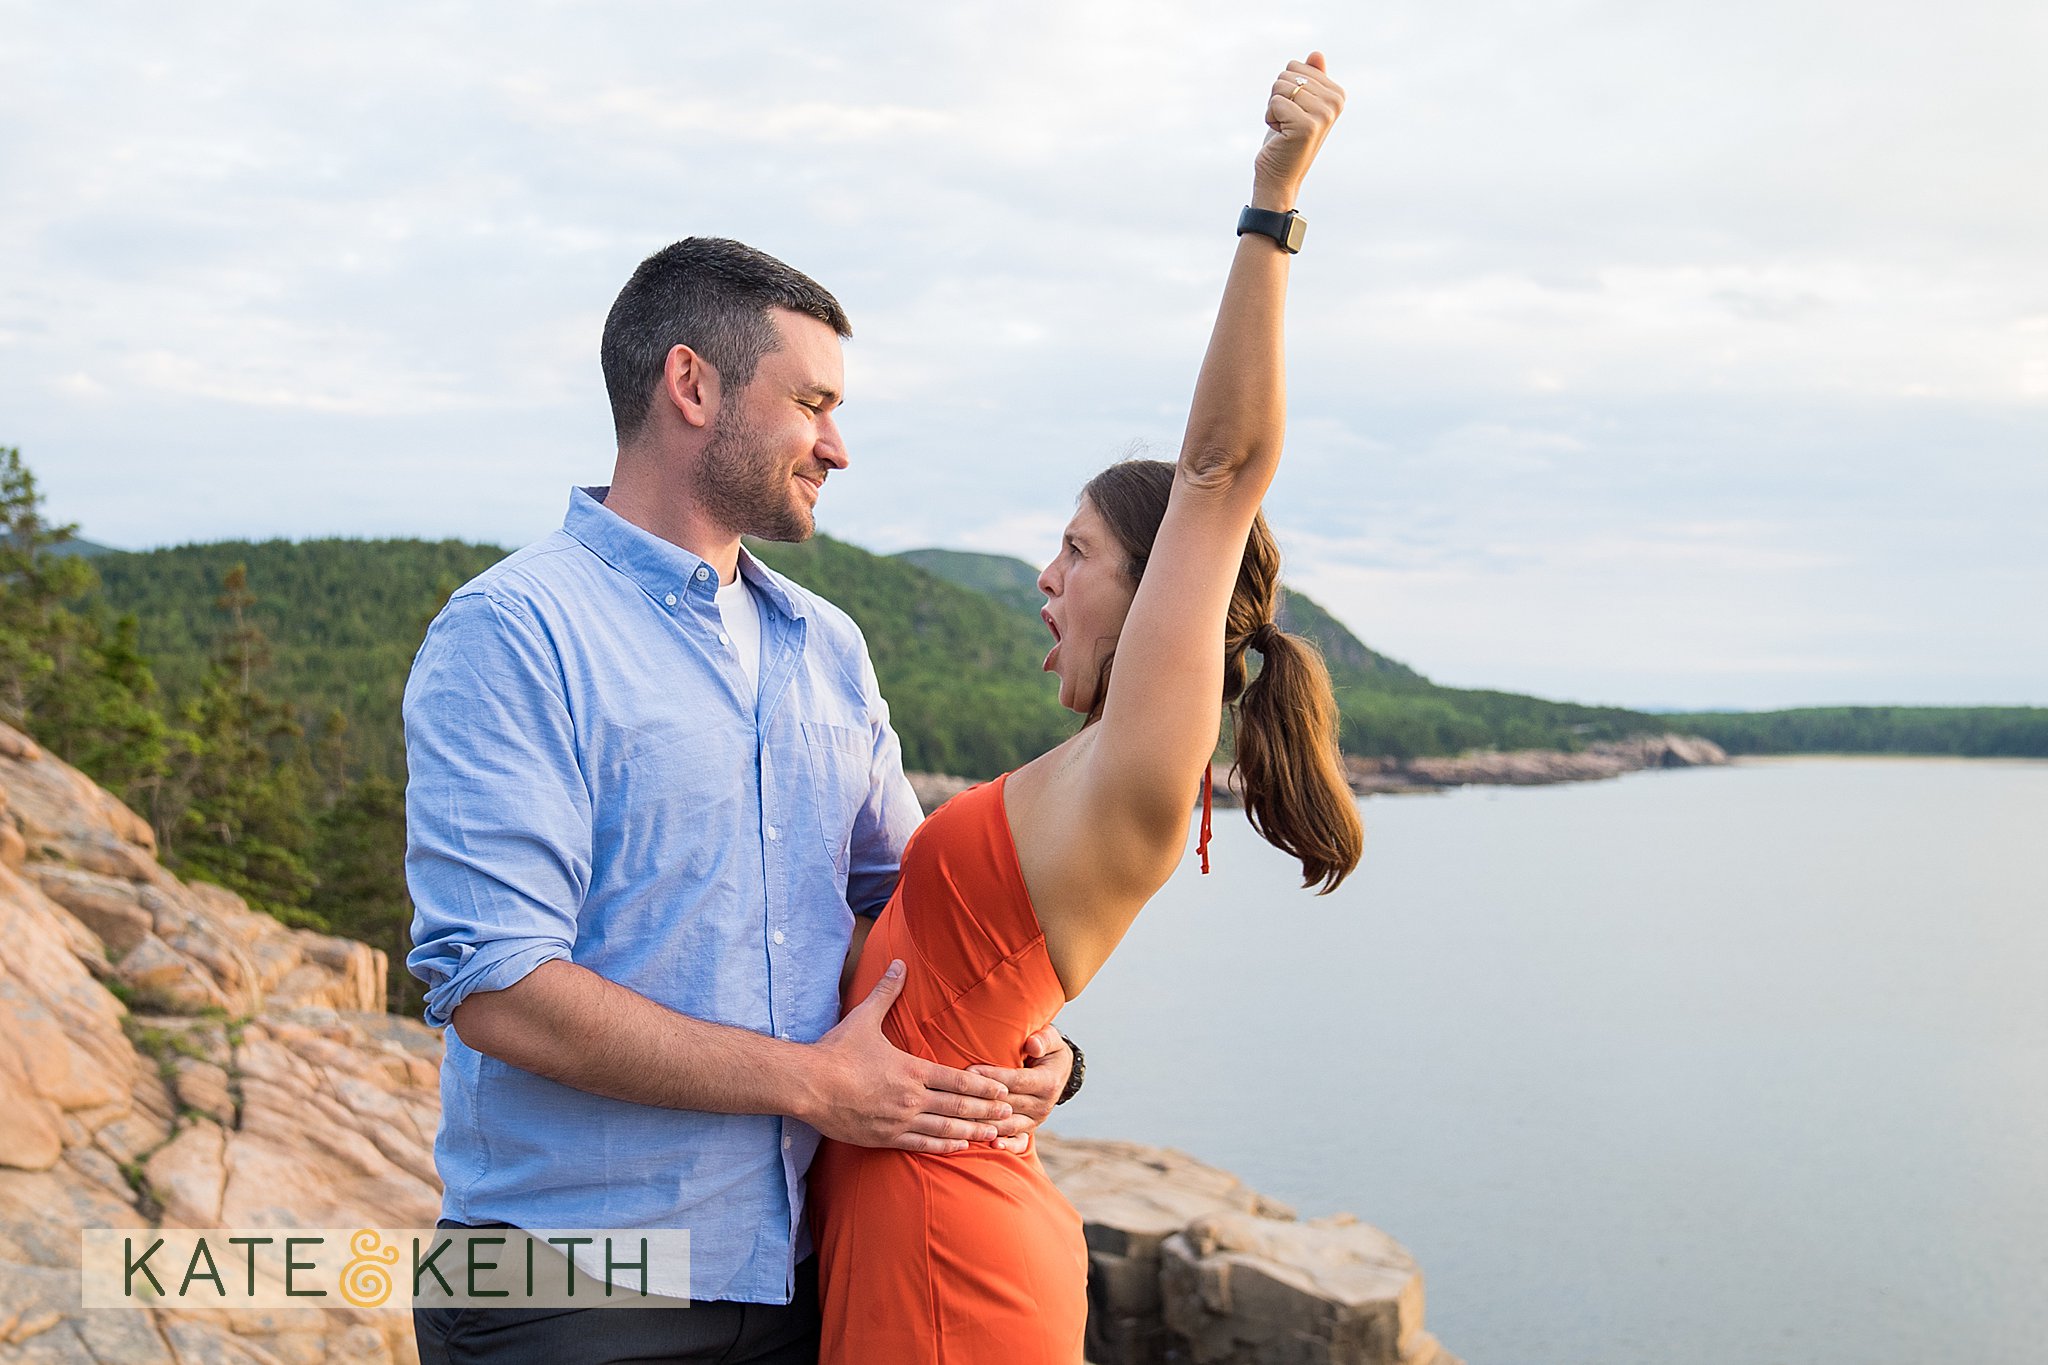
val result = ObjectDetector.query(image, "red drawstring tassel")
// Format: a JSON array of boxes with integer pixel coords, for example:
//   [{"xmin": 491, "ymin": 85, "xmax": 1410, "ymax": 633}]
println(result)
[{"xmin": 1198, "ymin": 766, "xmax": 1214, "ymax": 874}]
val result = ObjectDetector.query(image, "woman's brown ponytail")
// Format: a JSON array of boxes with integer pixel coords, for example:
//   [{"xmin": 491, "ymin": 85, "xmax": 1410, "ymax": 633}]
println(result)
[
  {"xmin": 1082, "ymin": 460, "xmax": 1364, "ymax": 893},
  {"xmin": 1229, "ymin": 620, "xmax": 1361, "ymax": 893}
]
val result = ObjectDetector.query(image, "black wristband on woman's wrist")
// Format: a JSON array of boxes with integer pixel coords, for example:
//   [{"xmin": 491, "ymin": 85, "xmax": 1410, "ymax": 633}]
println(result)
[{"xmin": 1054, "ymin": 1037, "xmax": 1085, "ymax": 1105}]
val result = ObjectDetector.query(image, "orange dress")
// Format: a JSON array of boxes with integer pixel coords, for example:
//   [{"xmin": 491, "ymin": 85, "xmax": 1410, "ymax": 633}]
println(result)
[{"xmin": 809, "ymin": 775, "xmax": 1089, "ymax": 1365}]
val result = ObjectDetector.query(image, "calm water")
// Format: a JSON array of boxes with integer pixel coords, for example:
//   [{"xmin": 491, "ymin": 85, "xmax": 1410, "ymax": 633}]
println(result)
[{"xmin": 1046, "ymin": 758, "xmax": 2048, "ymax": 1365}]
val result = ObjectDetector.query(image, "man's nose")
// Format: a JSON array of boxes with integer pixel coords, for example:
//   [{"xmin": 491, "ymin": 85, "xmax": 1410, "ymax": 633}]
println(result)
[{"xmin": 816, "ymin": 415, "xmax": 850, "ymax": 470}]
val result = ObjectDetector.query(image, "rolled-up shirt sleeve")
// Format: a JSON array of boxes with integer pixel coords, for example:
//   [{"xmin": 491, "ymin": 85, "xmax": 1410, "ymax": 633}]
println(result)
[
  {"xmin": 844, "ymin": 643, "xmax": 925, "ymax": 919},
  {"xmin": 405, "ymin": 591, "xmax": 591, "ymax": 1030}
]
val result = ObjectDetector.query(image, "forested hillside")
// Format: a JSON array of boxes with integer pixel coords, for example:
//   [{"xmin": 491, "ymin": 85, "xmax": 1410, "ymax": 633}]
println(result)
[
  {"xmin": 73, "ymin": 523, "xmax": 2048, "ymax": 782},
  {"xmin": 88, "ymin": 533, "xmax": 1685, "ymax": 779},
  {"xmin": 79, "ymin": 532, "xmax": 1843, "ymax": 777},
  {"xmin": 895, "ymin": 548, "xmax": 1046, "ymax": 618},
  {"xmin": 1669, "ymin": 706, "xmax": 2048, "ymax": 757},
  {"xmin": 93, "ymin": 539, "xmax": 506, "ymax": 778},
  {"xmin": 894, "ymin": 546, "xmax": 1664, "ymax": 759}
]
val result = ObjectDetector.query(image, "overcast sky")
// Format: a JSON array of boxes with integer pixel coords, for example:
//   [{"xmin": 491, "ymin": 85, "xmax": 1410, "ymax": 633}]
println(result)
[{"xmin": 5, "ymin": 1, "xmax": 2043, "ymax": 710}]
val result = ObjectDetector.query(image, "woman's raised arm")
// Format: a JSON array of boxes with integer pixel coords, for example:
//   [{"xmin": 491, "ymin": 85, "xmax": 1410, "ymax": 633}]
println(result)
[{"xmin": 1082, "ymin": 54, "xmax": 1346, "ymax": 840}]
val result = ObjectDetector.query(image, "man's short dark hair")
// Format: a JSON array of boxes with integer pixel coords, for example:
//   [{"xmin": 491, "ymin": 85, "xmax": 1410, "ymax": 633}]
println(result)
[{"xmin": 601, "ymin": 238, "xmax": 851, "ymax": 444}]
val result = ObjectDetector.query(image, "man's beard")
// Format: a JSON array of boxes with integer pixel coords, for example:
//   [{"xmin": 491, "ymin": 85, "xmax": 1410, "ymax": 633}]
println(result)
[{"xmin": 692, "ymin": 405, "xmax": 814, "ymax": 543}]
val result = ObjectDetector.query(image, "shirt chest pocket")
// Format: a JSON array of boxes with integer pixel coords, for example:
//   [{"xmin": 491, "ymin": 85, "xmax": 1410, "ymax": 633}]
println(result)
[{"xmin": 802, "ymin": 721, "xmax": 870, "ymax": 873}]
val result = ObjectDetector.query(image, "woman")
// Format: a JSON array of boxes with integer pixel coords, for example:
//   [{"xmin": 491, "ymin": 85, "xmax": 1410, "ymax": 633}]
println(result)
[{"xmin": 810, "ymin": 53, "xmax": 1358, "ymax": 1364}]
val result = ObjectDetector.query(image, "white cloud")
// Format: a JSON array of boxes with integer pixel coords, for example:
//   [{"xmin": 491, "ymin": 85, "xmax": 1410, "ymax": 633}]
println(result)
[{"xmin": 4, "ymin": 0, "xmax": 2044, "ymax": 707}]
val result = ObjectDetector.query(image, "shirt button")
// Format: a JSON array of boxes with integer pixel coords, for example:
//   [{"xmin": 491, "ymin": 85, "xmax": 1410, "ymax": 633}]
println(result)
[
  {"xmin": 772, "ymin": 930, "xmax": 786, "ymax": 945},
  {"xmin": 782, "ymin": 1135, "xmax": 793, "ymax": 1150},
  {"xmin": 664, "ymin": 593, "xmax": 678, "ymax": 607},
  {"xmin": 694, "ymin": 567, "xmax": 709, "ymax": 581},
  {"xmin": 765, "ymin": 825, "xmax": 779, "ymax": 841},
  {"xmin": 718, "ymin": 633, "xmax": 730, "ymax": 646}
]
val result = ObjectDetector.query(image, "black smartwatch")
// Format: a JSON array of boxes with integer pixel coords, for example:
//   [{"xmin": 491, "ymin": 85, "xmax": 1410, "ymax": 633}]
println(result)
[
  {"xmin": 1054, "ymin": 1036, "xmax": 1086, "ymax": 1105},
  {"xmin": 1237, "ymin": 205, "xmax": 1306, "ymax": 254}
]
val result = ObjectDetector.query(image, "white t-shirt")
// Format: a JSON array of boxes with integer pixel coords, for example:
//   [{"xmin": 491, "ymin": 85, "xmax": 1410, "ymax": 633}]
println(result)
[{"xmin": 716, "ymin": 572, "xmax": 764, "ymax": 699}]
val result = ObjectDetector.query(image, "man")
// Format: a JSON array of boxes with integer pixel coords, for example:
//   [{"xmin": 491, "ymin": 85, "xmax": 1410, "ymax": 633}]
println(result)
[{"xmin": 405, "ymin": 238, "xmax": 1074, "ymax": 1363}]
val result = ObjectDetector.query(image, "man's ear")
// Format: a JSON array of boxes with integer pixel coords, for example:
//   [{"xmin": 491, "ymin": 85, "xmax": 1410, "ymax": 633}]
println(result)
[{"xmin": 661, "ymin": 344, "xmax": 721, "ymax": 430}]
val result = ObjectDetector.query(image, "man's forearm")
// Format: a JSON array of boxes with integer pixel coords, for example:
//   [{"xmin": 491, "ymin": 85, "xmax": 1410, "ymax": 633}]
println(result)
[{"xmin": 450, "ymin": 959, "xmax": 823, "ymax": 1122}]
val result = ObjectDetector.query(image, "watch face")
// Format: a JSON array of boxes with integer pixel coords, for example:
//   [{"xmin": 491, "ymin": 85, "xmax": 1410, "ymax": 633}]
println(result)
[{"xmin": 1283, "ymin": 215, "xmax": 1307, "ymax": 252}]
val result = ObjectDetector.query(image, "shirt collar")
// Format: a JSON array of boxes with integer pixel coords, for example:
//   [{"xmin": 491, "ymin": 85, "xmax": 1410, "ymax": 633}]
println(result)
[
  {"xmin": 564, "ymin": 485, "xmax": 804, "ymax": 619},
  {"xmin": 734, "ymin": 544, "xmax": 804, "ymax": 621}
]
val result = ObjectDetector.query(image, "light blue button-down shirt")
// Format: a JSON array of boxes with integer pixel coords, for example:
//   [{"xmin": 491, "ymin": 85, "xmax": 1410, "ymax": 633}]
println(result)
[{"xmin": 404, "ymin": 485, "xmax": 924, "ymax": 1304}]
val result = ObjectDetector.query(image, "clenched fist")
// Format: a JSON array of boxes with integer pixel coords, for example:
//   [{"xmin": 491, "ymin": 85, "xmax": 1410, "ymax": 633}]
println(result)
[{"xmin": 1254, "ymin": 51, "xmax": 1345, "ymax": 210}]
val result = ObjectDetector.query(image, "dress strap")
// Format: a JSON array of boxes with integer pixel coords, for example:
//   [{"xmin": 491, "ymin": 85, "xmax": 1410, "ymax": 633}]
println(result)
[{"xmin": 1198, "ymin": 766, "xmax": 1214, "ymax": 874}]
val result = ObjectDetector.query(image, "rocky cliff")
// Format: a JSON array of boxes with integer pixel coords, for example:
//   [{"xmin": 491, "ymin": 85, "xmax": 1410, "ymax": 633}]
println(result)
[
  {"xmin": 0, "ymin": 722, "xmax": 439, "ymax": 1362},
  {"xmin": 0, "ymin": 724, "xmax": 1455, "ymax": 1365}
]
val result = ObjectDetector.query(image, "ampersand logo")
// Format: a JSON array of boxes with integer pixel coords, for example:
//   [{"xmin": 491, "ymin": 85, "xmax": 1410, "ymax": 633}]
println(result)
[{"xmin": 339, "ymin": 1229, "xmax": 398, "ymax": 1307}]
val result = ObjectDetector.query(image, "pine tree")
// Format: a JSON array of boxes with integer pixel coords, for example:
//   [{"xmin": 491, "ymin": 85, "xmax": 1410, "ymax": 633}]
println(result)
[
  {"xmin": 165, "ymin": 564, "xmax": 321, "ymax": 923},
  {"xmin": 0, "ymin": 446, "xmax": 96, "ymax": 726},
  {"xmin": 30, "ymin": 613, "xmax": 170, "ymax": 810},
  {"xmin": 0, "ymin": 447, "xmax": 173, "ymax": 814}
]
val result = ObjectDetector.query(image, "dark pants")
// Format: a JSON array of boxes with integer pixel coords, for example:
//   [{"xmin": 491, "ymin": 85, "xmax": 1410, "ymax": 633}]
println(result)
[{"xmin": 413, "ymin": 1222, "xmax": 819, "ymax": 1365}]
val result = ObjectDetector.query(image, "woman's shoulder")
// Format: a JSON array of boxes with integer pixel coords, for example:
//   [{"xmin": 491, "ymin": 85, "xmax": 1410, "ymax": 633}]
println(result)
[{"xmin": 1001, "ymin": 730, "xmax": 1186, "ymax": 999}]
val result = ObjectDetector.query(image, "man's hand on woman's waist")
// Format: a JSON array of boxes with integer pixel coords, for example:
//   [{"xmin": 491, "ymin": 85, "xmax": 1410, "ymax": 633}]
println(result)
[{"xmin": 449, "ymin": 956, "xmax": 1015, "ymax": 1155}]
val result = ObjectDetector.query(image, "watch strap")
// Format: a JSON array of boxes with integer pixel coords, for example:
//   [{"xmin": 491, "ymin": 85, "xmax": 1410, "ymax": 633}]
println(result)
[
  {"xmin": 1237, "ymin": 205, "xmax": 1306, "ymax": 254},
  {"xmin": 1054, "ymin": 1036, "xmax": 1085, "ymax": 1105}
]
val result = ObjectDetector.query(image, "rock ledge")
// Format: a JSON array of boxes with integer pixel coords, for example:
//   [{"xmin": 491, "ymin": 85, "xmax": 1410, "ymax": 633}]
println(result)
[{"xmin": 1040, "ymin": 1136, "xmax": 1459, "ymax": 1365}]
